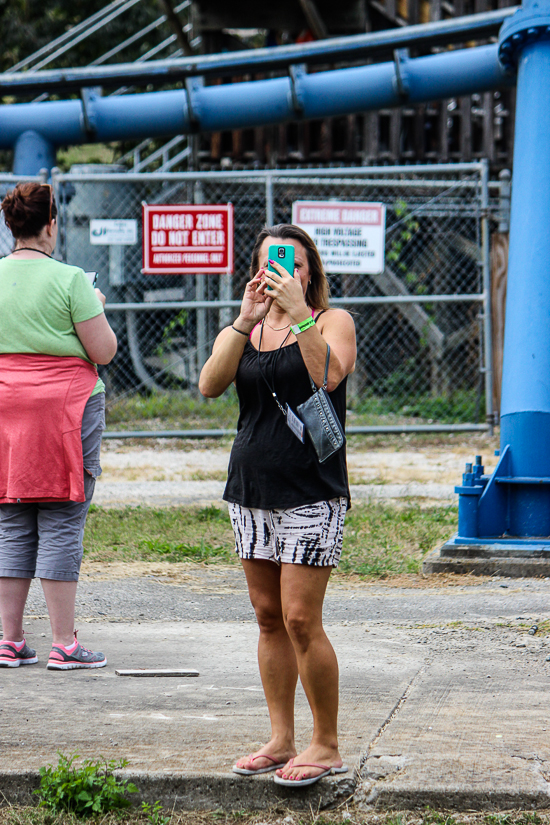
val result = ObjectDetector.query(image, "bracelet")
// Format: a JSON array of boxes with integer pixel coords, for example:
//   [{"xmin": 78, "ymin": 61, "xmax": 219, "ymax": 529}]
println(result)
[
  {"xmin": 290, "ymin": 316, "xmax": 316, "ymax": 335},
  {"xmin": 231, "ymin": 325, "xmax": 249, "ymax": 337}
]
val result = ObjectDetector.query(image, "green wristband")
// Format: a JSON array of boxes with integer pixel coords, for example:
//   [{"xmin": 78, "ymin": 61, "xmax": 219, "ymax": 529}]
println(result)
[{"xmin": 290, "ymin": 316, "xmax": 316, "ymax": 335}]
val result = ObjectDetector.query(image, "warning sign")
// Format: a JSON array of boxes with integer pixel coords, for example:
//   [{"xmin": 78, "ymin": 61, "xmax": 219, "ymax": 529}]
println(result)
[
  {"xmin": 292, "ymin": 200, "xmax": 386, "ymax": 274},
  {"xmin": 142, "ymin": 204, "xmax": 234, "ymax": 274}
]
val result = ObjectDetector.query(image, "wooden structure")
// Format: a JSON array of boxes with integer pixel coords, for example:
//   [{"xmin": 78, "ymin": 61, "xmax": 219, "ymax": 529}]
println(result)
[{"xmin": 193, "ymin": 0, "xmax": 517, "ymax": 170}]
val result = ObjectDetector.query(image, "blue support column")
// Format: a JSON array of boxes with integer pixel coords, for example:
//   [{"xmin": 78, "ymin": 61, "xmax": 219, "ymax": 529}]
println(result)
[
  {"xmin": 13, "ymin": 129, "xmax": 56, "ymax": 176},
  {"xmin": 454, "ymin": 0, "xmax": 550, "ymax": 545}
]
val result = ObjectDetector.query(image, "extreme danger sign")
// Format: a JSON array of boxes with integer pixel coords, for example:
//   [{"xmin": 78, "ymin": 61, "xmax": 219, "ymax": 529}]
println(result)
[
  {"xmin": 142, "ymin": 204, "xmax": 234, "ymax": 274},
  {"xmin": 292, "ymin": 200, "xmax": 386, "ymax": 274}
]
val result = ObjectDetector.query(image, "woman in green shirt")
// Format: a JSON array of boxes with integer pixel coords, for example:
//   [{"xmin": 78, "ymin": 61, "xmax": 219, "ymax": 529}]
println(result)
[{"xmin": 0, "ymin": 181, "xmax": 117, "ymax": 670}]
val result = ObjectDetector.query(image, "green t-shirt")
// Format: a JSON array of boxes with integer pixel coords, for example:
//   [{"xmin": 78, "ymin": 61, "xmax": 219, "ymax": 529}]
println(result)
[{"xmin": 0, "ymin": 257, "xmax": 105, "ymax": 395}]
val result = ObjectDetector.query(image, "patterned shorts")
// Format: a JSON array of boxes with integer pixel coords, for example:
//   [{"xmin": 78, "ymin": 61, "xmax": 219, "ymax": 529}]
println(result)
[{"xmin": 228, "ymin": 497, "xmax": 348, "ymax": 568}]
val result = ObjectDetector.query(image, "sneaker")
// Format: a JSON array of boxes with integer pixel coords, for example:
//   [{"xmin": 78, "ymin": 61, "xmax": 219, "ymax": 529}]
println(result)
[
  {"xmin": 0, "ymin": 640, "xmax": 38, "ymax": 667},
  {"xmin": 47, "ymin": 633, "xmax": 107, "ymax": 671}
]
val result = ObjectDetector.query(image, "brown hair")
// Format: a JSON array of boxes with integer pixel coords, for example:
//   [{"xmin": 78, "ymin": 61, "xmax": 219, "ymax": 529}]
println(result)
[
  {"xmin": 1, "ymin": 182, "xmax": 57, "ymax": 240},
  {"xmin": 250, "ymin": 224, "xmax": 330, "ymax": 311}
]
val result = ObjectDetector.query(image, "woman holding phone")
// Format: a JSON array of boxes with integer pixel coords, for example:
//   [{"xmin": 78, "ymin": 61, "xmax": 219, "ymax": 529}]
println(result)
[
  {"xmin": 0, "ymin": 181, "xmax": 117, "ymax": 670},
  {"xmin": 199, "ymin": 223, "xmax": 356, "ymax": 787}
]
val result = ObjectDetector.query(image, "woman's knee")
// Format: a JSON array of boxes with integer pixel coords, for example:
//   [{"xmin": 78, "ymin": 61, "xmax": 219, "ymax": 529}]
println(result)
[
  {"xmin": 284, "ymin": 609, "xmax": 321, "ymax": 651},
  {"xmin": 254, "ymin": 601, "xmax": 285, "ymax": 634}
]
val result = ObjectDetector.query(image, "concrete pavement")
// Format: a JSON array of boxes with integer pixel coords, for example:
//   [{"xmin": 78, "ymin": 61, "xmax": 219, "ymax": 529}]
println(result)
[{"xmin": 2, "ymin": 573, "xmax": 550, "ymax": 811}]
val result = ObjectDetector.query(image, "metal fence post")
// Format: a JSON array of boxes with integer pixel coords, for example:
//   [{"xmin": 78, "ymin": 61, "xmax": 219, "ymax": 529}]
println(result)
[
  {"xmin": 50, "ymin": 166, "xmax": 67, "ymax": 263},
  {"xmin": 481, "ymin": 158, "xmax": 495, "ymax": 435},
  {"xmin": 266, "ymin": 174, "xmax": 274, "ymax": 228},
  {"xmin": 194, "ymin": 179, "xmax": 208, "ymax": 372}
]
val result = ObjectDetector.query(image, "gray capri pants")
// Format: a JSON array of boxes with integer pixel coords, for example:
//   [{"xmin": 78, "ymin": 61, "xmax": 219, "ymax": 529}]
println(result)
[{"xmin": 0, "ymin": 392, "xmax": 105, "ymax": 582}]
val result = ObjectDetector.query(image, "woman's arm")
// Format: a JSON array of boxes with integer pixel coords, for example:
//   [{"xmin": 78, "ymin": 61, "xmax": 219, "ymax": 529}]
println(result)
[
  {"xmin": 74, "ymin": 289, "xmax": 117, "ymax": 365},
  {"xmin": 199, "ymin": 273, "xmax": 274, "ymax": 398},
  {"xmin": 298, "ymin": 309, "xmax": 356, "ymax": 391}
]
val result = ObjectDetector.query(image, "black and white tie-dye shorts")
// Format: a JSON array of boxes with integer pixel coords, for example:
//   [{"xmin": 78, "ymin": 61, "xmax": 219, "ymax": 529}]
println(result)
[{"xmin": 228, "ymin": 497, "xmax": 348, "ymax": 567}]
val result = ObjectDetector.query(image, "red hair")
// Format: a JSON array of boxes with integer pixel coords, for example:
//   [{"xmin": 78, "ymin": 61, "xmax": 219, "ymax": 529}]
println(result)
[{"xmin": 1, "ymin": 182, "xmax": 57, "ymax": 240}]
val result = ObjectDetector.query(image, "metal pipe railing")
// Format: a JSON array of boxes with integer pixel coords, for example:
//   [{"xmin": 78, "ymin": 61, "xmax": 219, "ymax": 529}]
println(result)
[
  {"xmin": 106, "ymin": 296, "xmax": 484, "ymax": 312},
  {"xmin": 0, "ymin": 7, "xmax": 518, "ymax": 93}
]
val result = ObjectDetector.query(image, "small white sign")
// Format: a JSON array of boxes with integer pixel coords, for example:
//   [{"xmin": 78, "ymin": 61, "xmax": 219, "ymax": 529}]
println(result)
[
  {"xmin": 292, "ymin": 200, "xmax": 386, "ymax": 274},
  {"xmin": 90, "ymin": 219, "xmax": 137, "ymax": 246}
]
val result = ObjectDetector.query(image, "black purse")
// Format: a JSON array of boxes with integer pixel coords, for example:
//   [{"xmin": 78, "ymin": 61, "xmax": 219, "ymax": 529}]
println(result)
[{"xmin": 297, "ymin": 345, "xmax": 346, "ymax": 463}]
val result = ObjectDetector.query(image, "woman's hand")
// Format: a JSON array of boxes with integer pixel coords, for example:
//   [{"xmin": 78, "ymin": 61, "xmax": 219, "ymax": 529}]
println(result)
[
  {"xmin": 94, "ymin": 288, "xmax": 107, "ymax": 309},
  {"xmin": 235, "ymin": 270, "xmax": 275, "ymax": 330},
  {"xmin": 263, "ymin": 259, "xmax": 309, "ymax": 322},
  {"xmin": 199, "ymin": 270, "xmax": 273, "ymax": 398}
]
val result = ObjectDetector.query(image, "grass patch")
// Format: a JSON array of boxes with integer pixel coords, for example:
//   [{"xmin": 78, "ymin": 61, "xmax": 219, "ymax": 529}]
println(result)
[
  {"xmin": 105, "ymin": 390, "xmax": 239, "ymax": 432},
  {"xmin": 338, "ymin": 503, "xmax": 457, "ymax": 578},
  {"xmin": 84, "ymin": 505, "xmax": 235, "ymax": 565},
  {"xmin": 103, "ymin": 387, "xmax": 490, "ymax": 435},
  {"xmin": 83, "ymin": 502, "xmax": 457, "ymax": 578},
  {"xmin": 0, "ymin": 807, "xmax": 549, "ymax": 825}
]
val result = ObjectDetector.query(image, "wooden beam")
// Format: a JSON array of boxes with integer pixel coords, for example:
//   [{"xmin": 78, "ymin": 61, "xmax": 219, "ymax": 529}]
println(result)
[
  {"xmin": 157, "ymin": 0, "xmax": 194, "ymax": 56},
  {"xmin": 297, "ymin": 0, "xmax": 329, "ymax": 38}
]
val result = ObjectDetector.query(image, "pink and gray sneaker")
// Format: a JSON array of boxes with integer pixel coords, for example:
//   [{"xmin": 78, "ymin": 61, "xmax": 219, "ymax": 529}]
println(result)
[
  {"xmin": 47, "ymin": 633, "xmax": 107, "ymax": 670},
  {"xmin": 0, "ymin": 639, "xmax": 38, "ymax": 667}
]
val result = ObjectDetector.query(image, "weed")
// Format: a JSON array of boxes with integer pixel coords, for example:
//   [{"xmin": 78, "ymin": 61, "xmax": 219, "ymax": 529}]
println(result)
[
  {"xmin": 141, "ymin": 800, "xmax": 171, "ymax": 825},
  {"xmin": 421, "ymin": 809, "xmax": 459, "ymax": 825},
  {"xmin": 486, "ymin": 815, "xmax": 542, "ymax": 825},
  {"xmin": 34, "ymin": 752, "xmax": 137, "ymax": 817}
]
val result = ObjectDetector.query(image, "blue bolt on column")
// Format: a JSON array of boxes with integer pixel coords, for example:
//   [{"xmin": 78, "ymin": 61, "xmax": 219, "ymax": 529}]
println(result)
[{"xmin": 497, "ymin": 0, "xmax": 550, "ymax": 536}]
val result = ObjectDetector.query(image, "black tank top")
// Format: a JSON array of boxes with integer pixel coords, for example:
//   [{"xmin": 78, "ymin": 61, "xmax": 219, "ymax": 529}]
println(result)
[{"xmin": 223, "ymin": 339, "xmax": 350, "ymax": 510}]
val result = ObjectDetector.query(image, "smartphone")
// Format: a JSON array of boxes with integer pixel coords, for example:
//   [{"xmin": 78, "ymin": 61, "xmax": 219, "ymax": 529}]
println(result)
[
  {"xmin": 267, "ymin": 244, "xmax": 295, "ymax": 290},
  {"xmin": 85, "ymin": 271, "xmax": 98, "ymax": 287}
]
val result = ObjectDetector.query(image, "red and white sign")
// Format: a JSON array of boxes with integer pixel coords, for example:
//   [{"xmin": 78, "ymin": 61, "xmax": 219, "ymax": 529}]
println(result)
[
  {"xmin": 292, "ymin": 200, "xmax": 386, "ymax": 274},
  {"xmin": 142, "ymin": 204, "xmax": 234, "ymax": 274}
]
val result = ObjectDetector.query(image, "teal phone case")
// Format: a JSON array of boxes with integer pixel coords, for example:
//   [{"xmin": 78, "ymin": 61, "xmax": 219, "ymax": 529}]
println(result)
[{"xmin": 267, "ymin": 244, "xmax": 295, "ymax": 289}]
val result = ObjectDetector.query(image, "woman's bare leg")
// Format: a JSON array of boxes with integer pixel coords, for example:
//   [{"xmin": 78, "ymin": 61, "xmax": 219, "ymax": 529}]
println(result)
[
  {"xmin": 0, "ymin": 577, "xmax": 32, "ymax": 641},
  {"xmin": 41, "ymin": 579, "xmax": 77, "ymax": 647},
  {"xmin": 276, "ymin": 563, "xmax": 343, "ymax": 781},
  {"xmin": 234, "ymin": 559, "xmax": 298, "ymax": 771}
]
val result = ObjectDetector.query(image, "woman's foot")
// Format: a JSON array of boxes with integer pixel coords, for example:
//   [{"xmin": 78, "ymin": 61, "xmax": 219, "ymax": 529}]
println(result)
[
  {"xmin": 233, "ymin": 743, "xmax": 296, "ymax": 775},
  {"xmin": 275, "ymin": 744, "xmax": 345, "ymax": 784}
]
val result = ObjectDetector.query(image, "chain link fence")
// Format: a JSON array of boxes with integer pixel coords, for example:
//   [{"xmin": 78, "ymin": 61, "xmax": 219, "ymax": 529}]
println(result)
[{"xmin": 43, "ymin": 164, "xmax": 501, "ymax": 436}]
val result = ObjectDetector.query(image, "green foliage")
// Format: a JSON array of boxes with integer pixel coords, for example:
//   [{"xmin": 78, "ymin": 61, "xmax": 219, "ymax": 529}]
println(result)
[
  {"xmin": 34, "ymin": 752, "xmax": 137, "ymax": 817},
  {"xmin": 105, "ymin": 389, "xmax": 239, "ymax": 430},
  {"xmin": 0, "ymin": 2, "xmax": 178, "ymax": 73},
  {"xmin": 156, "ymin": 311, "xmax": 189, "ymax": 358},
  {"xmin": 386, "ymin": 198, "xmax": 421, "ymax": 287},
  {"xmin": 140, "ymin": 801, "xmax": 171, "ymax": 825},
  {"xmin": 353, "ymin": 388, "xmax": 482, "ymax": 424},
  {"xmin": 421, "ymin": 811, "xmax": 460, "ymax": 825},
  {"xmin": 83, "ymin": 505, "xmax": 235, "ymax": 565},
  {"xmin": 339, "ymin": 503, "xmax": 457, "ymax": 578},
  {"xmin": 139, "ymin": 537, "xmax": 233, "ymax": 563},
  {"xmin": 485, "ymin": 816, "xmax": 542, "ymax": 825}
]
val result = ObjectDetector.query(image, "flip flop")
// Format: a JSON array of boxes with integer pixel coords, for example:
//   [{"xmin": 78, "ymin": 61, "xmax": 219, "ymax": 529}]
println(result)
[
  {"xmin": 273, "ymin": 762, "xmax": 348, "ymax": 787},
  {"xmin": 232, "ymin": 754, "xmax": 287, "ymax": 775}
]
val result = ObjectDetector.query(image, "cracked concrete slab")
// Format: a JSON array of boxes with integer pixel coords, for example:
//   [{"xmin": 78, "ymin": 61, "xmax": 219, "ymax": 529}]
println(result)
[{"xmin": 3, "ymin": 576, "xmax": 550, "ymax": 811}]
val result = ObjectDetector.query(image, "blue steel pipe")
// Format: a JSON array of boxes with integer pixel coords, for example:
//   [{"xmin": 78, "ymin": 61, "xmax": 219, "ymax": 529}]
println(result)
[
  {"xmin": 0, "ymin": 44, "xmax": 513, "ymax": 154},
  {"xmin": 498, "ymin": 36, "xmax": 550, "ymax": 537},
  {"xmin": 448, "ymin": 0, "xmax": 550, "ymax": 544}
]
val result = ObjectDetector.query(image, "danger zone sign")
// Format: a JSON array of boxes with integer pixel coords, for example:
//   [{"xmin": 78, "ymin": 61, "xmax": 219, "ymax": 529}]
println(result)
[{"xmin": 142, "ymin": 204, "xmax": 234, "ymax": 274}]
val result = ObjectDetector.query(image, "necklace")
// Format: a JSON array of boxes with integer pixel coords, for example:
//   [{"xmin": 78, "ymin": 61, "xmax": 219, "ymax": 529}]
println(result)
[
  {"xmin": 264, "ymin": 317, "xmax": 291, "ymax": 331},
  {"xmin": 12, "ymin": 247, "xmax": 54, "ymax": 259}
]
